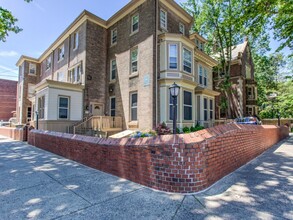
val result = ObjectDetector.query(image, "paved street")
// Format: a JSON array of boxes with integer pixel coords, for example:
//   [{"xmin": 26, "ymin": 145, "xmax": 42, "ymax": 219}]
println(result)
[{"xmin": 0, "ymin": 134, "xmax": 292, "ymax": 220}]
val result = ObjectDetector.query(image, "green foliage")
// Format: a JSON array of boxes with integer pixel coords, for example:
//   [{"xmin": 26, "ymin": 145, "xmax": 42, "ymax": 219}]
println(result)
[
  {"xmin": 183, "ymin": 127, "xmax": 191, "ymax": 133},
  {"xmin": 0, "ymin": 0, "xmax": 32, "ymax": 42},
  {"xmin": 155, "ymin": 122, "xmax": 172, "ymax": 135}
]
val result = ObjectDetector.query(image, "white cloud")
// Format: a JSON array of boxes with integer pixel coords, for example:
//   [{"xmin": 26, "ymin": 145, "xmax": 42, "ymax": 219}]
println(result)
[{"xmin": 0, "ymin": 51, "xmax": 19, "ymax": 57}]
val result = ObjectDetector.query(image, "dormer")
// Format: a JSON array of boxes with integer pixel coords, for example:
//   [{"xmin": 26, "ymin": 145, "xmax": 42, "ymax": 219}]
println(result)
[{"xmin": 189, "ymin": 32, "xmax": 207, "ymax": 52}]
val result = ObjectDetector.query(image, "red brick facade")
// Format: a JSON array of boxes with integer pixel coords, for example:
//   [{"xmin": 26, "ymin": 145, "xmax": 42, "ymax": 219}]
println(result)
[
  {"xmin": 26, "ymin": 124, "xmax": 289, "ymax": 193},
  {"xmin": 0, "ymin": 127, "xmax": 27, "ymax": 141},
  {"xmin": 0, "ymin": 79, "xmax": 17, "ymax": 121}
]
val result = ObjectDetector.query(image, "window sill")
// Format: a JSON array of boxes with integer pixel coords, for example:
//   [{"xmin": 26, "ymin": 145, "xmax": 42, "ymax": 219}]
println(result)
[
  {"xmin": 129, "ymin": 30, "xmax": 139, "ymax": 37},
  {"xmin": 110, "ymin": 43, "xmax": 117, "ymax": 48},
  {"xmin": 28, "ymin": 74, "xmax": 36, "ymax": 77},
  {"xmin": 129, "ymin": 72, "xmax": 139, "ymax": 79},
  {"xmin": 109, "ymin": 79, "xmax": 116, "ymax": 84}
]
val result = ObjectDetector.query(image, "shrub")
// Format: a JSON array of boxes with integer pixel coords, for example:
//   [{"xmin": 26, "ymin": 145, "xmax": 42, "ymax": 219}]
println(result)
[
  {"xmin": 155, "ymin": 122, "xmax": 172, "ymax": 135},
  {"xmin": 190, "ymin": 126, "xmax": 196, "ymax": 132},
  {"xmin": 131, "ymin": 131, "xmax": 156, "ymax": 138},
  {"xmin": 176, "ymin": 127, "xmax": 181, "ymax": 134},
  {"xmin": 183, "ymin": 126, "xmax": 191, "ymax": 133}
]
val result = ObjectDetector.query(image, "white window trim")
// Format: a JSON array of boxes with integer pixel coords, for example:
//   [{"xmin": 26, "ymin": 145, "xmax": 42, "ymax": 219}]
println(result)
[
  {"xmin": 183, "ymin": 90, "xmax": 193, "ymax": 121},
  {"xmin": 179, "ymin": 23, "xmax": 185, "ymax": 34},
  {"xmin": 45, "ymin": 56, "xmax": 51, "ymax": 71},
  {"xmin": 203, "ymin": 97, "xmax": 208, "ymax": 121},
  {"xmin": 109, "ymin": 96, "xmax": 116, "ymax": 117},
  {"xmin": 182, "ymin": 47, "xmax": 192, "ymax": 74},
  {"xmin": 38, "ymin": 96, "xmax": 45, "ymax": 120},
  {"xmin": 130, "ymin": 92, "xmax": 138, "ymax": 121},
  {"xmin": 209, "ymin": 99, "xmax": 214, "ymax": 120},
  {"xmin": 58, "ymin": 96, "xmax": 70, "ymax": 120},
  {"xmin": 130, "ymin": 47, "xmax": 138, "ymax": 75},
  {"xmin": 199, "ymin": 65, "xmax": 203, "ymax": 85},
  {"xmin": 168, "ymin": 43, "xmax": 178, "ymax": 70},
  {"xmin": 203, "ymin": 68, "xmax": 208, "ymax": 87},
  {"xmin": 29, "ymin": 63, "xmax": 36, "ymax": 76},
  {"xmin": 110, "ymin": 59, "xmax": 117, "ymax": 81},
  {"xmin": 160, "ymin": 9, "xmax": 167, "ymax": 30},
  {"xmin": 73, "ymin": 32, "xmax": 79, "ymax": 50},
  {"xmin": 111, "ymin": 28, "xmax": 117, "ymax": 46},
  {"xmin": 58, "ymin": 44, "xmax": 65, "ymax": 62},
  {"xmin": 131, "ymin": 13, "xmax": 139, "ymax": 34},
  {"xmin": 57, "ymin": 72, "xmax": 65, "ymax": 82},
  {"xmin": 68, "ymin": 63, "xmax": 82, "ymax": 84}
]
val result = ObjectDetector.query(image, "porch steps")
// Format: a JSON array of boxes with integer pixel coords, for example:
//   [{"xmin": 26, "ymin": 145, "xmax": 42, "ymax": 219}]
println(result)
[{"xmin": 109, "ymin": 130, "xmax": 136, "ymax": 139}]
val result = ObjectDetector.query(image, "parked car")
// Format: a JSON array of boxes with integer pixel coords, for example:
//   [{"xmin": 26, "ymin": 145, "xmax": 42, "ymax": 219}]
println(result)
[{"xmin": 235, "ymin": 117, "xmax": 262, "ymax": 125}]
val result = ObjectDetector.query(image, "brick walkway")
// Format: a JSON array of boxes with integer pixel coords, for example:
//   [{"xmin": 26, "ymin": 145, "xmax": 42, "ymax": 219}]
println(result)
[{"xmin": 0, "ymin": 134, "xmax": 292, "ymax": 219}]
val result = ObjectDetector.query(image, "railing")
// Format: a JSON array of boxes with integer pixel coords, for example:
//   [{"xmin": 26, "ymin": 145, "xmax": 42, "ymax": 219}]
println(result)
[{"xmin": 73, "ymin": 116, "xmax": 122, "ymax": 135}]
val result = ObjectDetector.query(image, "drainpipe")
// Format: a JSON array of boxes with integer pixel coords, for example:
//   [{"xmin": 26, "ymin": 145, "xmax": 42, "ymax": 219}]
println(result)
[{"xmin": 155, "ymin": 0, "xmax": 158, "ymax": 127}]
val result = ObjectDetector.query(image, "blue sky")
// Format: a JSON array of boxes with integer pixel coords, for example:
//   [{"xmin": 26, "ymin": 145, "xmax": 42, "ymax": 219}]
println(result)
[{"xmin": 0, "ymin": 0, "xmax": 289, "ymax": 81}]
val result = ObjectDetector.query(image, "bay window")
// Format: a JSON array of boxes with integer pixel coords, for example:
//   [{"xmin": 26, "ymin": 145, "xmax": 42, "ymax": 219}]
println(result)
[
  {"xmin": 183, "ymin": 48, "xmax": 192, "ymax": 73},
  {"xmin": 169, "ymin": 44, "xmax": 178, "ymax": 69},
  {"xmin": 184, "ymin": 91, "xmax": 192, "ymax": 120},
  {"xmin": 58, "ymin": 96, "xmax": 69, "ymax": 119}
]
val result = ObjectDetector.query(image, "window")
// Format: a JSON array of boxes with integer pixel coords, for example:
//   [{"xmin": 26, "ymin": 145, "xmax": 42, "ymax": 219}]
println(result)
[
  {"xmin": 27, "ymin": 107, "xmax": 31, "ymax": 121},
  {"xmin": 183, "ymin": 48, "xmax": 192, "ymax": 73},
  {"xmin": 204, "ymin": 68, "xmax": 208, "ymax": 87},
  {"xmin": 110, "ymin": 59, "xmax": 117, "ymax": 80},
  {"xmin": 29, "ymin": 63, "xmax": 36, "ymax": 75},
  {"xmin": 58, "ymin": 96, "xmax": 69, "ymax": 119},
  {"xmin": 131, "ymin": 14, "xmax": 139, "ymax": 33},
  {"xmin": 58, "ymin": 44, "xmax": 65, "ymax": 61},
  {"xmin": 73, "ymin": 32, "xmax": 79, "ymax": 50},
  {"xmin": 68, "ymin": 64, "xmax": 82, "ymax": 83},
  {"xmin": 184, "ymin": 91, "xmax": 192, "ymax": 120},
  {"xmin": 199, "ymin": 42, "xmax": 204, "ymax": 51},
  {"xmin": 199, "ymin": 66, "xmax": 203, "ymax": 85},
  {"xmin": 247, "ymin": 87, "xmax": 254, "ymax": 99},
  {"xmin": 179, "ymin": 23, "xmax": 185, "ymax": 34},
  {"xmin": 169, "ymin": 44, "xmax": 178, "ymax": 69},
  {"xmin": 246, "ymin": 107, "xmax": 253, "ymax": 116},
  {"xmin": 130, "ymin": 93, "xmax": 138, "ymax": 121},
  {"xmin": 38, "ymin": 96, "xmax": 45, "ymax": 119},
  {"xmin": 131, "ymin": 47, "xmax": 138, "ymax": 73},
  {"xmin": 57, "ymin": 72, "xmax": 64, "ymax": 82},
  {"xmin": 46, "ymin": 56, "xmax": 51, "ymax": 70},
  {"xmin": 110, "ymin": 97, "xmax": 116, "ymax": 116},
  {"xmin": 209, "ymin": 99, "xmax": 214, "ymax": 120},
  {"xmin": 169, "ymin": 93, "xmax": 179, "ymax": 120},
  {"xmin": 111, "ymin": 28, "xmax": 117, "ymax": 45},
  {"xmin": 195, "ymin": 39, "xmax": 199, "ymax": 49},
  {"xmin": 204, "ymin": 98, "xmax": 208, "ymax": 121},
  {"xmin": 160, "ymin": 9, "xmax": 167, "ymax": 29}
]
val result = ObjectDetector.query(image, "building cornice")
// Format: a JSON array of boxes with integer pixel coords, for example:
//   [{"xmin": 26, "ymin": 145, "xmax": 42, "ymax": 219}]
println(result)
[
  {"xmin": 189, "ymin": 32, "xmax": 207, "ymax": 43},
  {"xmin": 195, "ymin": 49, "xmax": 218, "ymax": 67},
  {"xmin": 35, "ymin": 79, "xmax": 84, "ymax": 92},
  {"xmin": 195, "ymin": 87, "xmax": 220, "ymax": 96},
  {"xmin": 160, "ymin": 0, "xmax": 193, "ymax": 23}
]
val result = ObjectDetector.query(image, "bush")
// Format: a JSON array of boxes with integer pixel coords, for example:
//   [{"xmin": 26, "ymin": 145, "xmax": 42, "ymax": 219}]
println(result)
[
  {"xmin": 176, "ymin": 127, "xmax": 181, "ymax": 134},
  {"xmin": 183, "ymin": 126, "xmax": 190, "ymax": 133},
  {"xmin": 131, "ymin": 130, "xmax": 156, "ymax": 138},
  {"xmin": 155, "ymin": 122, "xmax": 172, "ymax": 135}
]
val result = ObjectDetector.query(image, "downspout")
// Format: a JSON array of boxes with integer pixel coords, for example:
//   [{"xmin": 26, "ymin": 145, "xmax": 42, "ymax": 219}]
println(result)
[{"xmin": 155, "ymin": 0, "xmax": 159, "ymax": 126}]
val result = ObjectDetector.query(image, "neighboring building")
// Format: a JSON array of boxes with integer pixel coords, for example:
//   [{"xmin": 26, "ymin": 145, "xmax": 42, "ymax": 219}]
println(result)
[
  {"xmin": 0, "ymin": 79, "xmax": 17, "ymax": 121},
  {"xmin": 213, "ymin": 39, "xmax": 257, "ymax": 120},
  {"xmin": 16, "ymin": 0, "xmax": 219, "ymax": 134}
]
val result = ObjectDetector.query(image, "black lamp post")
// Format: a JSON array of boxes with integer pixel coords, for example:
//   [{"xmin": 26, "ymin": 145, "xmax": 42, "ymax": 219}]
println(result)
[
  {"xmin": 268, "ymin": 93, "xmax": 280, "ymax": 126},
  {"xmin": 35, "ymin": 111, "xmax": 39, "ymax": 130},
  {"xmin": 169, "ymin": 82, "xmax": 180, "ymax": 134}
]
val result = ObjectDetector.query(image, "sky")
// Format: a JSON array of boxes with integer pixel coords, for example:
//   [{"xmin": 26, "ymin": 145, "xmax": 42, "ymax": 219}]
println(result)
[{"xmin": 0, "ymin": 0, "xmax": 289, "ymax": 81}]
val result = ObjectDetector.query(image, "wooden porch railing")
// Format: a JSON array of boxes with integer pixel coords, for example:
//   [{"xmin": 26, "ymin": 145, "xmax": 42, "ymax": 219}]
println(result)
[{"xmin": 73, "ymin": 116, "xmax": 122, "ymax": 135}]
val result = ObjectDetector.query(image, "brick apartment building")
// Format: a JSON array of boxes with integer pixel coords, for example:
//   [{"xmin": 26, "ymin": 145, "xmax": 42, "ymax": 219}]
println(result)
[
  {"xmin": 213, "ymin": 40, "xmax": 258, "ymax": 120},
  {"xmin": 16, "ymin": 0, "xmax": 220, "ymax": 134},
  {"xmin": 0, "ymin": 79, "xmax": 17, "ymax": 121}
]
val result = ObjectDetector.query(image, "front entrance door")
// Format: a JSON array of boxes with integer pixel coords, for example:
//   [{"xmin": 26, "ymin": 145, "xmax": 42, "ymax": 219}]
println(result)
[{"xmin": 91, "ymin": 103, "xmax": 103, "ymax": 116}]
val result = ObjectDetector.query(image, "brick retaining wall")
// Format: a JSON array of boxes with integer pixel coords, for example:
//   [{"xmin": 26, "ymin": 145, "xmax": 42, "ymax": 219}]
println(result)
[
  {"xmin": 0, "ymin": 127, "xmax": 27, "ymax": 141},
  {"xmin": 27, "ymin": 124, "xmax": 289, "ymax": 193}
]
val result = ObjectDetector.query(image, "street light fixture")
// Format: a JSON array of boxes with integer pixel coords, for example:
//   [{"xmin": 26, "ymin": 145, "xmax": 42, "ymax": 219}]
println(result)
[
  {"xmin": 267, "ymin": 92, "xmax": 280, "ymax": 126},
  {"xmin": 169, "ymin": 82, "xmax": 180, "ymax": 134}
]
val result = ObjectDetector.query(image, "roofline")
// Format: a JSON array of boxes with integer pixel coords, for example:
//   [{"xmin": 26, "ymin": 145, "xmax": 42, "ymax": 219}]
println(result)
[
  {"xmin": 17, "ymin": 0, "xmax": 193, "ymax": 66},
  {"xmin": 189, "ymin": 32, "xmax": 208, "ymax": 43}
]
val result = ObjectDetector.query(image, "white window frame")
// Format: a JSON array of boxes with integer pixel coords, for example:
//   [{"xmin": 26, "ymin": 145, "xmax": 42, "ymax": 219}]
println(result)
[
  {"xmin": 58, "ymin": 96, "xmax": 70, "ymax": 120},
  {"xmin": 209, "ymin": 99, "xmax": 214, "ymax": 120},
  {"xmin": 110, "ymin": 59, "xmax": 117, "ymax": 81},
  {"xmin": 111, "ymin": 28, "xmax": 117, "ymax": 45},
  {"xmin": 168, "ymin": 44, "xmax": 178, "ymax": 70},
  {"xmin": 130, "ymin": 47, "xmax": 138, "ymax": 74},
  {"xmin": 130, "ymin": 92, "xmax": 138, "ymax": 121},
  {"xmin": 160, "ymin": 9, "xmax": 167, "ymax": 30},
  {"xmin": 68, "ymin": 64, "xmax": 82, "ymax": 84},
  {"xmin": 131, "ymin": 14, "xmax": 139, "ymax": 34},
  {"xmin": 204, "ymin": 97, "xmax": 208, "ymax": 121},
  {"xmin": 199, "ymin": 65, "xmax": 203, "ymax": 85},
  {"xmin": 73, "ymin": 32, "xmax": 79, "ymax": 50},
  {"xmin": 58, "ymin": 44, "xmax": 65, "ymax": 61},
  {"xmin": 46, "ymin": 56, "xmax": 51, "ymax": 71},
  {"xmin": 38, "ymin": 96, "xmax": 45, "ymax": 119},
  {"xmin": 110, "ymin": 96, "xmax": 116, "ymax": 117},
  {"xmin": 57, "ymin": 72, "xmax": 65, "ymax": 82},
  {"xmin": 183, "ymin": 47, "xmax": 192, "ymax": 74},
  {"xmin": 29, "ymin": 63, "xmax": 36, "ymax": 75},
  {"xmin": 183, "ymin": 91, "xmax": 192, "ymax": 121},
  {"xmin": 179, "ymin": 23, "xmax": 185, "ymax": 34},
  {"xmin": 204, "ymin": 68, "xmax": 208, "ymax": 87}
]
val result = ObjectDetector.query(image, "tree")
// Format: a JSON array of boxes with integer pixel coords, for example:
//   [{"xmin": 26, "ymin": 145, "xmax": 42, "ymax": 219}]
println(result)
[{"xmin": 0, "ymin": 0, "xmax": 32, "ymax": 42}]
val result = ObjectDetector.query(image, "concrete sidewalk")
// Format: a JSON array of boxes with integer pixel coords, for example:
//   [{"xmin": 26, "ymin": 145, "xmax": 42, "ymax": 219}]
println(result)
[{"xmin": 0, "ymin": 134, "xmax": 292, "ymax": 220}]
